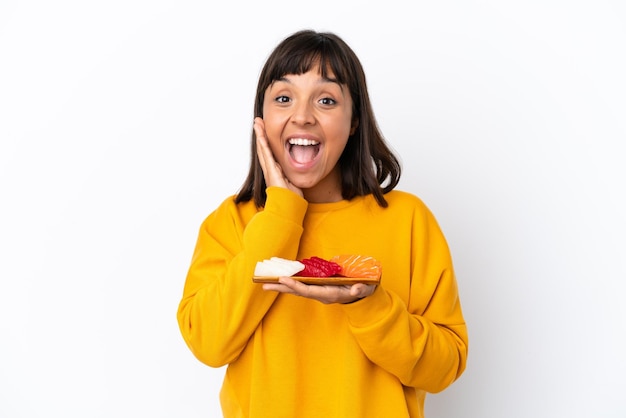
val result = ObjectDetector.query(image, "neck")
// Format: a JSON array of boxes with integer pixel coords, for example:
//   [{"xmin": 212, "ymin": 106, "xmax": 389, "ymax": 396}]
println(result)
[
  {"xmin": 302, "ymin": 167, "xmax": 343, "ymax": 203},
  {"xmin": 303, "ymin": 188, "xmax": 343, "ymax": 203}
]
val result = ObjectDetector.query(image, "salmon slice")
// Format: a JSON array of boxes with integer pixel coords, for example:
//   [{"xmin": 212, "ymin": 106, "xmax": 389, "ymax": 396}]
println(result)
[{"xmin": 330, "ymin": 255, "xmax": 382, "ymax": 279}]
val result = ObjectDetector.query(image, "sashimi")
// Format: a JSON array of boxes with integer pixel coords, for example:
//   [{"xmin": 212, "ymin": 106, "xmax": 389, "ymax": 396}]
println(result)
[
  {"xmin": 253, "ymin": 255, "xmax": 382, "ymax": 281},
  {"xmin": 299, "ymin": 256, "xmax": 341, "ymax": 277},
  {"xmin": 254, "ymin": 257, "xmax": 304, "ymax": 277},
  {"xmin": 330, "ymin": 254, "xmax": 382, "ymax": 279}
]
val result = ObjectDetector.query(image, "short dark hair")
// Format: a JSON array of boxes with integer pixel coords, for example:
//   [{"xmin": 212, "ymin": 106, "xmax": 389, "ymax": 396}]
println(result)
[{"xmin": 235, "ymin": 30, "xmax": 401, "ymax": 208}]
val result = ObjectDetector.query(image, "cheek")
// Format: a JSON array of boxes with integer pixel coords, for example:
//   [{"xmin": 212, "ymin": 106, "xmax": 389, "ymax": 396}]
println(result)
[
  {"xmin": 269, "ymin": 140, "xmax": 284, "ymax": 157},
  {"xmin": 263, "ymin": 124, "xmax": 282, "ymax": 153},
  {"xmin": 333, "ymin": 122, "xmax": 353, "ymax": 149},
  {"xmin": 337, "ymin": 112, "xmax": 355, "ymax": 138},
  {"xmin": 265, "ymin": 128, "xmax": 286, "ymax": 157},
  {"xmin": 261, "ymin": 109, "xmax": 283, "ymax": 136},
  {"xmin": 262, "ymin": 117, "xmax": 292, "ymax": 156}
]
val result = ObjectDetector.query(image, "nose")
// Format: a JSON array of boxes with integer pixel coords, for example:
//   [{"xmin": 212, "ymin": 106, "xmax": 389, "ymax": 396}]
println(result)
[{"xmin": 290, "ymin": 100, "xmax": 315, "ymax": 126}]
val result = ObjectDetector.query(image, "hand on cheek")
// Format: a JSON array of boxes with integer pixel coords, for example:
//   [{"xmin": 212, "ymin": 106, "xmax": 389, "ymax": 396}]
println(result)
[{"xmin": 254, "ymin": 117, "xmax": 303, "ymax": 198}]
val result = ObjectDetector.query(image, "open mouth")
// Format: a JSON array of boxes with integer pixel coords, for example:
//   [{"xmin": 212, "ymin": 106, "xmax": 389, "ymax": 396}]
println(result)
[{"xmin": 288, "ymin": 138, "xmax": 320, "ymax": 164}]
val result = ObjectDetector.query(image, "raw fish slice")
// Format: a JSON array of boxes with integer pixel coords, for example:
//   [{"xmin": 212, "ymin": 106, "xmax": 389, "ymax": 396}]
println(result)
[
  {"xmin": 254, "ymin": 258, "xmax": 304, "ymax": 277},
  {"xmin": 299, "ymin": 256, "xmax": 342, "ymax": 277},
  {"xmin": 330, "ymin": 255, "xmax": 382, "ymax": 279}
]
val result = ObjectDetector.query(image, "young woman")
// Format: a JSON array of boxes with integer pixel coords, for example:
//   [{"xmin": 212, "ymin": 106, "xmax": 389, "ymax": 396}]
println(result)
[{"xmin": 177, "ymin": 30, "xmax": 468, "ymax": 418}]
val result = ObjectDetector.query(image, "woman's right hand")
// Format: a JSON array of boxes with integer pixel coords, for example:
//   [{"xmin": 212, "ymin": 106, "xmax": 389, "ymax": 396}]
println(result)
[{"xmin": 254, "ymin": 117, "xmax": 303, "ymax": 198}]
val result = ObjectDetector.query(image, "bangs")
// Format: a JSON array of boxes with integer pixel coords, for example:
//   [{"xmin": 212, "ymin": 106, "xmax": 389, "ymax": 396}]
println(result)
[{"xmin": 263, "ymin": 34, "xmax": 353, "ymax": 86}]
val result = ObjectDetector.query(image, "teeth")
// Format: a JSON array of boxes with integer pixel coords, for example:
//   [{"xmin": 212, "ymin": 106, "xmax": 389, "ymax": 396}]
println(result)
[{"xmin": 288, "ymin": 138, "xmax": 319, "ymax": 146}]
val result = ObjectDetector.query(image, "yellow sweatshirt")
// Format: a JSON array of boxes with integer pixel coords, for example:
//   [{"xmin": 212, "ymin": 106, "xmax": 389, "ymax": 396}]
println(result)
[{"xmin": 177, "ymin": 187, "xmax": 468, "ymax": 418}]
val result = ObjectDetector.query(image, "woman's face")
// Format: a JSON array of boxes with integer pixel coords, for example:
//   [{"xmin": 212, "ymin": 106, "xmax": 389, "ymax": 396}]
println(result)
[{"xmin": 262, "ymin": 66, "xmax": 357, "ymax": 203}]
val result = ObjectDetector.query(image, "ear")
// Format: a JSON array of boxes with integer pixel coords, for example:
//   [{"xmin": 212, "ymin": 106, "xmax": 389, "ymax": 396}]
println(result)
[{"xmin": 350, "ymin": 118, "xmax": 359, "ymax": 135}]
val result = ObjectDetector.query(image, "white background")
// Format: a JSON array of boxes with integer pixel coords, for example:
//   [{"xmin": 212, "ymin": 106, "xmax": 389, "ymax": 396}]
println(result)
[{"xmin": 1, "ymin": 1, "xmax": 625, "ymax": 417}]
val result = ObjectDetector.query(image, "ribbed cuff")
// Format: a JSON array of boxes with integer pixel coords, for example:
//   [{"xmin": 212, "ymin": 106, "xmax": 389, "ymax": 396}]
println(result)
[
  {"xmin": 263, "ymin": 187, "xmax": 308, "ymax": 225},
  {"xmin": 341, "ymin": 285, "xmax": 392, "ymax": 328}
]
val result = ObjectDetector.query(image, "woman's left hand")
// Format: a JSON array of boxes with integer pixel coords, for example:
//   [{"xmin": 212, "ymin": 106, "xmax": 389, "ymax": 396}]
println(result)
[{"xmin": 262, "ymin": 277, "xmax": 377, "ymax": 304}]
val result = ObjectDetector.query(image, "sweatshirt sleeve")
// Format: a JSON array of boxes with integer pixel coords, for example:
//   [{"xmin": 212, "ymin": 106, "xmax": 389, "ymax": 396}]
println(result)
[
  {"xmin": 341, "ymin": 203, "xmax": 468, "ymax": 393},
  {"xmin": 177, "ymin": 188, "xmax": 308, "ymax": 367}
]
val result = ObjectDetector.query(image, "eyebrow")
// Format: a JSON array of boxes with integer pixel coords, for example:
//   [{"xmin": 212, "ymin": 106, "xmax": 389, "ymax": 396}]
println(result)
[
  {"xmin": 276, "ymin": 75, "xmax": 340, "ymax": 85},
  {"xmin": 271, "ymin": 76, "xmax": 345, "ymax": 97}
]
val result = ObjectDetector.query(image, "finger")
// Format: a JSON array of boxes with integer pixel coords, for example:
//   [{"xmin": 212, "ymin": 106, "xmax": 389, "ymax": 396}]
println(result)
[
  {"xmin": 254, "ymin": 118, "xmax": 270, "ymax": 175},
  {"xmin": 278, "ymin": 277, "xmax": 333, "ymax": 301},
  {"xmin": 254, "ymin": 118, "xmax": 285, "ymax": 188},
  {"xmin": 278, "ymin": 276, "xmax": 308, "ymax": 292},
  {"xmin": 262, "ymin": 276, "xmax": 300, "ymax": 294},
  {"xmin": 262, "ymin": 282, "xmax": 296, "ymax": 295},
  {"xmin": 350, "ymin": 283, "xmax": 376, "ymax": 299},
  {"xmin": 351, "ymin": 283, "xmax": 365, "ymax": 298}
]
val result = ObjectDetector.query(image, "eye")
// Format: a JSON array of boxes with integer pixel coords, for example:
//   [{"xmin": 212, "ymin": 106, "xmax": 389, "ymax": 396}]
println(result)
[
  {"xmin": 319, "ymin": 97, "xmax": 336, "ymax": 106},
  {"xmin": 275, "ymin": 95, "xmax": 290, "ymax": 104}
]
